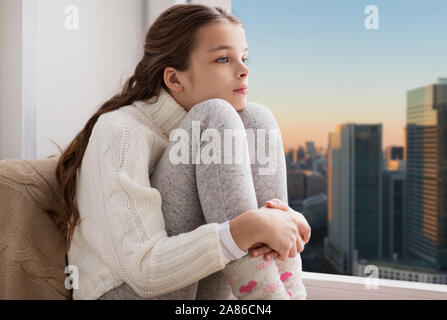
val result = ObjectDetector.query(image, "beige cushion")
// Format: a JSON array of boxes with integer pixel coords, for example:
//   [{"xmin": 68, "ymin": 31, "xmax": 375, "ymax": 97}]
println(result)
[{"xmin": 0, "ymin": 155, "xmax": 72, "ymax": 299}]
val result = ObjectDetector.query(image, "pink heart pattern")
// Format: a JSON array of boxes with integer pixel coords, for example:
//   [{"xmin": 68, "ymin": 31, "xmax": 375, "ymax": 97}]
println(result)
[
  {"xmin": 280, "ymin": 271, "xmax": 293, "ymax": 282},
  {"xmin": 255, "ymin": 260, "xmax": 273, "ymax": 270},
  {"xmin": 263, "ymin": 281, "xmax": 280, "ymax": 293},
  {"xmin": 239, "ymin": 281, "xmax": 257, "ymax": 294}
]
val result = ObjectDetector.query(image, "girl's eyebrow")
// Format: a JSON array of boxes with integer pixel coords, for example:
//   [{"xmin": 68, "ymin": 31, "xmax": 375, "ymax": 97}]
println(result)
[{"xmin": 208, "ymin": 45, "xmax": 249, "ymax": 53}]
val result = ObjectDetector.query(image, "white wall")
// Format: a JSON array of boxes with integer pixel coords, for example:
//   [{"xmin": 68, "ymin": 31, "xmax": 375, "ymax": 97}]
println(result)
[
  {"xmin": 0, "ymin": 0, "xmax": 22, "ymax": 160},
  {"xmin": 0, "ymin": 0, "xmax": 230, "ymax": 160},
  {"xmin": 146, "ymin": 0, "xmax": 231, "ymax": 34},
  {"xmin": 35, "ymin": 0, "xmax": 147, "ymax": 159}
]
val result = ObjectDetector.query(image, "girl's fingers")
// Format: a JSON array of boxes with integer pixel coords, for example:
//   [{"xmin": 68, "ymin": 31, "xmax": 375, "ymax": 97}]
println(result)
[
  {"xmin": 248, "ymin": 242, "xmax": 264, "ymax": 250},
  {"xmin": 250, "ymin": 245, "xmax": 272, "ymax": 257},
  {"xmin": 300, "ymin": 228, "xmax": 311, "ymax": 244},
  {"xmin": 289, "ymin": 241, "xmax": 297, "ymax": 258},
  {"xmin": 265, "ymin": 251, "xmax": 279, "ymax": 261},
  {"xmin": 296, "ymin": 236, "xmax": 305, "ymax": 253},
  {"xmin": 265, "ymin": 198, "xmax": 288, "ymax": 212},
  {"xmin": 249, "ymin": 244, "xmax": 282, "ymax": 261}
]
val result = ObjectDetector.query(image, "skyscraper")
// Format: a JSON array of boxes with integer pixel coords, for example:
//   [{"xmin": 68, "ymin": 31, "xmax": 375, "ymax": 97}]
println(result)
[
  {"xmin": 285, "ymin": 147, "xmax": 295, "ymax": 165},
  {"xmin": 324, "ymin": 123, "xmax": 383, "ymax": 274},
  {"xmin": 383, "ymin": 170, "xmax": 405, "ymax": 259},
  {"xmin": 306, "ymin": 141, "xmax": 317, "ymax": 158},
  {"xmin": 386, "ymin": 146, "xmax": 404, "ymax": 161},
  {"xmin": 404, "ymin": 78, "xmax": 447, "ymax": 269},
  {"xmin": 385, "ymin": 146, "xmax": 405, "ymax": 171},
  {"xmin": 296, "ymin": 146, "xmax": 305, "ymax": 162}
]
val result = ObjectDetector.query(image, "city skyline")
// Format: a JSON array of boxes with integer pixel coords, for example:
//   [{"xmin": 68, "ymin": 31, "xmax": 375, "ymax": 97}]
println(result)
[
  {"xmin": 285, "ymin": 78, "xmax": 447, "ymax": 284},
  {"xmin": 232, "ymin": 0, "xmax": 447, "ymax": 149}
]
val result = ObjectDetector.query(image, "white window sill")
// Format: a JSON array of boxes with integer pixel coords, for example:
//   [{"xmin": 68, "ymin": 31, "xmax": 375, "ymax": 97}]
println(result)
[{"xmin": 302, "ymin": 271, "xmax": 447, "ymax": 300}]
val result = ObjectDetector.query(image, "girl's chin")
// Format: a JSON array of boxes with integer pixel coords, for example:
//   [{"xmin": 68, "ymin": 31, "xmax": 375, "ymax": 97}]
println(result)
[
  {"xmin": 231, "ymin": 98, "xmax": 247, "ymax": 111},
  {"xmin": 232, "ymin": 102, "xmax": 246, "ymax": 112}
]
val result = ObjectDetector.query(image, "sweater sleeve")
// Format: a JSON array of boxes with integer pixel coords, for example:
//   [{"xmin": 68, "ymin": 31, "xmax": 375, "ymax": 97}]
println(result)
[
  {"xmin": 218, "ymin": 221, "xmax": 248, "ymax": 264},
  {"xmin": 93, "ymin": 115, "xmax": 226, "ymax": 298}
]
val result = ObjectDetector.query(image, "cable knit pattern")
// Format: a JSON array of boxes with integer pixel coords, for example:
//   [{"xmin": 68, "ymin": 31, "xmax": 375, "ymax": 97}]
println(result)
[{"xmin": 68, "ymin": 88, "xmax": 226, "ymax": 299}]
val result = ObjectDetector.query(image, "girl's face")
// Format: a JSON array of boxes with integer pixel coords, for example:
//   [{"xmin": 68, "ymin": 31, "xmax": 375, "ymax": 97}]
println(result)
[{"xmin": 165, "ymin": 21, "xmax": 250, "ymax": 112}]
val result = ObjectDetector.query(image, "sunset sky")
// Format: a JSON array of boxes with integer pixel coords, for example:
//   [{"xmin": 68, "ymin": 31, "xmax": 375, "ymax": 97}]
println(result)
[{"xmin": 232, "ymin": 0, "xmax": 447, "ymax": 150}]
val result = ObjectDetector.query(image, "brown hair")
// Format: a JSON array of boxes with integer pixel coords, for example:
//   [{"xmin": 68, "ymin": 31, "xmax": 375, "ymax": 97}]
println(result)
[{"xmin": 54, "ymin": 4, "xmax": 243, "ymax": 253}]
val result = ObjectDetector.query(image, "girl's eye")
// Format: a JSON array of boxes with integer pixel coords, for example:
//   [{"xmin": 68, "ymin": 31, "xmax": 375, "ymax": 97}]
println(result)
[{"xmin": 216, "ymin": 56, "xmax": 249, "ymax": 64}]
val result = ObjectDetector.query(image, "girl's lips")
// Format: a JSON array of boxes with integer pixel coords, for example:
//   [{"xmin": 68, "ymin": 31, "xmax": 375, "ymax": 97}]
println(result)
[{"xmin": 233, "ymin": 88, "xmax": 248, "ymax": 95}]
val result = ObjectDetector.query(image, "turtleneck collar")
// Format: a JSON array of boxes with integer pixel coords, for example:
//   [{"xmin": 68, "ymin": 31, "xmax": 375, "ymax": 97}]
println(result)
[{"xmin": 133, "ymin": 87, "xmax": 188, "ymax": 138}]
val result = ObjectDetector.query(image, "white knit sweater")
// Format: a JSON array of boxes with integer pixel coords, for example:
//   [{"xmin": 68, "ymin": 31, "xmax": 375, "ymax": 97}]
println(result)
[{"xmin": 69, "ymin": 87, "xmax": 244, "ymax": 300}]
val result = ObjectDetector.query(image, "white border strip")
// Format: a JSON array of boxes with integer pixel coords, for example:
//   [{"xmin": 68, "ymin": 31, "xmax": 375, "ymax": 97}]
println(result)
[
  {"xmin": 302, "ymin": 271, "xmax": 447, "ymax": 293},
  {"xmin": 21, "ymin": 0, "xmax": 38, "ymax": 160}
]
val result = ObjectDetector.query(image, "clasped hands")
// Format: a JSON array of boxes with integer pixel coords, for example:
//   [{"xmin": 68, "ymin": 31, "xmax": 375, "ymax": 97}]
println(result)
[{"xmin": 249, "ymin": 198, "xmax": 311, "ymax": 261}]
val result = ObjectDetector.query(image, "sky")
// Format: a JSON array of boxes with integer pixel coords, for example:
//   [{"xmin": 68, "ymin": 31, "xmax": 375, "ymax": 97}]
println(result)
[{"xmin": 231, "ymin": 0, "xmax": 447, "ymax": 150}]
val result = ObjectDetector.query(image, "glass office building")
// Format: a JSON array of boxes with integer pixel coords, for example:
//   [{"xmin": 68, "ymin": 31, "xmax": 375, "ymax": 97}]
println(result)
[
  {"xmin": 405, "ymin": 78, "xmax": 447, "ymax": 270},
  {"xmin": 325, "ymin": 123, "xmax": 382, "ymax": 274},
  {"xmin": 382, "ymin": 170, "xmax": 405, "ymax": 259}
]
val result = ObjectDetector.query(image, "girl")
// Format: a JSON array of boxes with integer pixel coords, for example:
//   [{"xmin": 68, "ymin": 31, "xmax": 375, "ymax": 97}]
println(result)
[{"xmin": 55, "ymin": 4, "xmax": 309, "ymax": 300}]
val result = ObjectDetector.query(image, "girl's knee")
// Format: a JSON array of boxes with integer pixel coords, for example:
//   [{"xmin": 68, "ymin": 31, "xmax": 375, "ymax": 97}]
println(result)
[
  {"xmin": 240, "ymin": 102, "xmax": 279, "ymax": 129},
  {"xmin": 192, "ymin": 98, "xmax": 238, "ymax": 115},
  {"xmin": 189, "ymin": 98, "xmax": 243, "ymax": 127}
]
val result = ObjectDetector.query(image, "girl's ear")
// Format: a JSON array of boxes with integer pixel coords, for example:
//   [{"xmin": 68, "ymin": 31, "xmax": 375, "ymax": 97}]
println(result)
[{"xmin": 164, "ymin": 67, "xmax": 184, "ymax": 92}]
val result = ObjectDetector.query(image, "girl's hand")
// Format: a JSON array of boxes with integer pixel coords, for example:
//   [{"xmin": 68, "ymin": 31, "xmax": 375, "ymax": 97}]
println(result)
[
  {"xmin": 250, "ymin": 199, "xmax": 311, "ymax": 261},
  {"xmin": 265, "ymin": 198, "xmax": 311, "ymax": 245}
]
